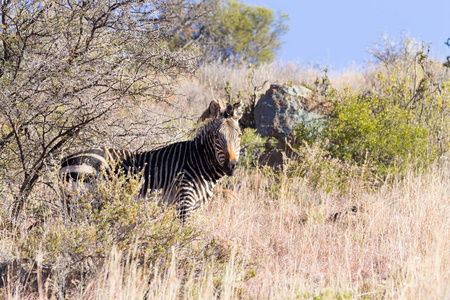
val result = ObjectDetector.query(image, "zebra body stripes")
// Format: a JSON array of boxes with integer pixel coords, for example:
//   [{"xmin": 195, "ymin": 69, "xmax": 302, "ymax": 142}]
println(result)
[{"xmin": 59, "ymin": 100, "xmax": 243, "ymax": 222}]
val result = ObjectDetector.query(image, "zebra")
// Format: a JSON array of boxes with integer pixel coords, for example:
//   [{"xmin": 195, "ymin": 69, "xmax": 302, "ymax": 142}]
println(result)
[{"xmin": 59, "ymin": 100, "xmax": 243, "ymax": 222}]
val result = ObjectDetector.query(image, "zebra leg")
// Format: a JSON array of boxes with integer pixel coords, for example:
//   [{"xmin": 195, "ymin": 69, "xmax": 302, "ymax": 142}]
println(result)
[
  {"xmin": 175, "ymin": 183, "xmax": 199, "ymax": 224},
  {"xmin": 59, "ymin": 181, "xmax": 79, "ymax": 221},
  {"xmin": 59, "ymin": 179, "xmax": 95, "ymax": 221}
]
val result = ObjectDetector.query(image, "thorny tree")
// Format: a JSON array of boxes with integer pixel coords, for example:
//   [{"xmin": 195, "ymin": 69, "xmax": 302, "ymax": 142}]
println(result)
[{"xmin": 0, "ymin": 0, "xmax": 202, "ymax": 218}]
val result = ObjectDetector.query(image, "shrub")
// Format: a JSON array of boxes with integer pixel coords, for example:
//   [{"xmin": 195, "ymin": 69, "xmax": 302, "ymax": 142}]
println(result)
[
  {"xmin": 293, "ymin": 42, "xmax": 450, "ymax": 179},
  {"xmin": 239, "ymin": 128, "xmax": 275, "ymax": 167},
  {"xmin": 10, "ymin": 171, "xmax": 249, "ymax": 297},
  {"xmin": 324, "ymin": 87, "xmax": 433, "ymax": 176}
]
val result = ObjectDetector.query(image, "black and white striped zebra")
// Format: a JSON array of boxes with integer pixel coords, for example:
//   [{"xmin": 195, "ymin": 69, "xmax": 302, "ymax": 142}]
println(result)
[{"xmin": 59, "ymin": 100, "xmax": 243, "ymax": 222}]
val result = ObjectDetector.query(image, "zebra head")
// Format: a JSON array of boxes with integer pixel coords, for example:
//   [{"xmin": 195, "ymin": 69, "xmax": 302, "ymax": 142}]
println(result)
[{"xmin": 208, "ymin": 100, "xmax": 243, "ymax": 176}]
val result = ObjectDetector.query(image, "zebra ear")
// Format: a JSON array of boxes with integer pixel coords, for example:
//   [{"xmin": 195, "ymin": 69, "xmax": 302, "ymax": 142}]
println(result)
[
  {"xmin": 232, "ymin": 102, "xmax": 243, "ymax": 120},
  {"xmin": 209, "ymin": 100, "xmax": 222, "ymax": 119}
]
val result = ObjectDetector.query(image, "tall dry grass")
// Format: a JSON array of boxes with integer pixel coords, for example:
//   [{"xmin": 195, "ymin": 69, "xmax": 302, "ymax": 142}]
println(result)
[
  {"xmin": 1, "ymin": 58, "xmax": 450, "ymax": 298},
  {"xmin": 193, "ymin": 162, "xmax": 450, "ymax": 299},
  {"xmin": 3, "ymin": 164, "xmax": 445, "ymax": 299}
]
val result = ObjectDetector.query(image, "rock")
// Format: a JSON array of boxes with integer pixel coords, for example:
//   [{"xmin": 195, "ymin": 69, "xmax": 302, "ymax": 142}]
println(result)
[
  {"xmin": 254, "ymin": 84, "xmax": 331, "ymax": 167},
  {"xmin": 255, "ymin": 84, "xmax": 331, "ymax": 143}
]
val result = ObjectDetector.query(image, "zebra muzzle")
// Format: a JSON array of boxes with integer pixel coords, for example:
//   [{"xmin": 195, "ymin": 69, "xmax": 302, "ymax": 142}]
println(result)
[{"xmin": 224, "ymin": 159, "xmax": 237, "ymax": 176}]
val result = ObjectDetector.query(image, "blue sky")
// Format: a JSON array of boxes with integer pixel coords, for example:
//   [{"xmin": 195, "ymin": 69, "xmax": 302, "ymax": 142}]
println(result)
[{"xmin": 243, "ymin": 0, "xmax": 450, "ymax": 70}]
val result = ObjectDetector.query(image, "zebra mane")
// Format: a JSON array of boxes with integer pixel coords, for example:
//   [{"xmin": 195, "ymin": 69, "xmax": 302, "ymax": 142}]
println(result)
[{"xmin": 196, "ymin": 118, "xmax": 221, "ymax": 142}]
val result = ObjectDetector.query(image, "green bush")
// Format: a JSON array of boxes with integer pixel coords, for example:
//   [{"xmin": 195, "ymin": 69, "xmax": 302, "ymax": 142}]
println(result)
[
  {"xmin": 293, "ymin": 87, "xmax": 437, "ymax": 179},
  {"xmin": 20, "ymin": 173, "xmax": 194, "ymax": 264},
  {"xmin": 13, "ymin": 171, "xmax": 250, "ymax": 296},
  {"xmin": 324, "ymin": 88, "xmax": 433, "ymax": 176},
  {"xmin": 293, "ymin": 51, "xmax": 450, "ymax": 180}
]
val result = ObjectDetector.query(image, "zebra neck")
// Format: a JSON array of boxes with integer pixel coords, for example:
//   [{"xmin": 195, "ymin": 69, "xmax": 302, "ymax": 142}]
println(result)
[{"xmin": 195, "ymin": 135, "xmax": 225, "ymax": 180}]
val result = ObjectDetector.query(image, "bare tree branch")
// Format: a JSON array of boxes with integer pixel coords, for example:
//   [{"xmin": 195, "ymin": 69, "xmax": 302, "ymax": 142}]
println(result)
[{"xmin": 0, "ymin": 0, "xmax": 202, "ymax": 217}]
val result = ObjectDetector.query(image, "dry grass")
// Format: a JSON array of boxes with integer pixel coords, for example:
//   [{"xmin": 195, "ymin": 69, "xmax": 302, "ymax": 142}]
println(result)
[
  {"xmin": 2, "ymin": 165, "xmax": 447, "ymax": 299},
  {"xmin": 1, "ymin": 60, "xmax": 450, "ymax": 299},
  {"xmin": 196, "ymin": 164, "xmax": 450, "ymax": 299}
]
